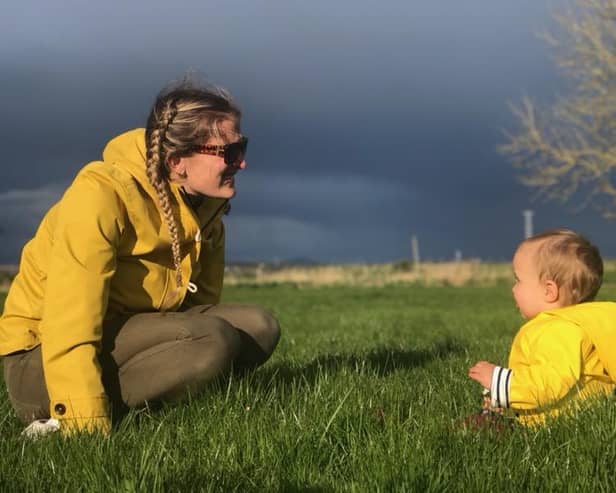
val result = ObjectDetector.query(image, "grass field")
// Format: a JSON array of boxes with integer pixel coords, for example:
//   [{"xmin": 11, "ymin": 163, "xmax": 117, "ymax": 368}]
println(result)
[{"xmin": 1, "ymin": 284, "xmax": 616, "ymax": 492}]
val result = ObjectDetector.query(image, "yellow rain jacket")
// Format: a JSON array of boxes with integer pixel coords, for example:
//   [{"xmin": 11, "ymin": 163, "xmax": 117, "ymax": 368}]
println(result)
[
  {"xmin": 490, "ymin": 302, "xmax": 616, "ymax": 425},
  {"xmin": 0, "ymin": 129, "xmax": 229, "ymax": 433}
]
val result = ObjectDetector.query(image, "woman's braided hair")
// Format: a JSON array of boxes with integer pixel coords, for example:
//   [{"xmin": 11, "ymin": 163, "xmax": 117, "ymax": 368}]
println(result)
[{"xmin": 145, "ymin": 77, "xmax": 241, "ymax": 291}]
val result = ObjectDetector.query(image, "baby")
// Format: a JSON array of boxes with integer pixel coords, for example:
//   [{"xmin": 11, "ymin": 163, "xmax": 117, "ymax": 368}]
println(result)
[{"xmin": 469, "ymin": 229, "xmax": 616, "ymax": 425}]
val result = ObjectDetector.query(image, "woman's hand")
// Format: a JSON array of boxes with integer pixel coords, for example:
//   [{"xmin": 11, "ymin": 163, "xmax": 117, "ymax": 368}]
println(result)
[{"xmin": 468, "ymin": 360, "xmax": 496, "ymax": 389}]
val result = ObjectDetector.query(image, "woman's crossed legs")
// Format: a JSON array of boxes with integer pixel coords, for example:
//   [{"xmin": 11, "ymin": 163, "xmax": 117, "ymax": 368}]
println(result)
[{"xmin": 3, "ymin": 304, "xmax": 280, "ymax": 423}]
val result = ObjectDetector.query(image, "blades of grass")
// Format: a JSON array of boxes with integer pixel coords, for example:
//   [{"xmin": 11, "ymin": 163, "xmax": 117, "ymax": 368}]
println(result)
[{"xmin": 320, "ymin": 388, "xmax": 353, "ymax": 444}]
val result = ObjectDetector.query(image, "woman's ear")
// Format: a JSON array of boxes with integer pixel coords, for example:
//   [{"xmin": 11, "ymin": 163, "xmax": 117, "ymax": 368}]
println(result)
[
  {"xmin": 544, "ymin": 280, "xmax": 560, "ymax": 304},
  {"xmin": 167, "ymin": 156, "xmax": 187, "ymax": 179}
]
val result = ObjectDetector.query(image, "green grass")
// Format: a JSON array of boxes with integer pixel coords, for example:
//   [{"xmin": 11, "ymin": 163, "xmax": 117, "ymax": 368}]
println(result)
[{"xmin": 1, "ymin": 285, "xmax": 615, "ymax": 492}]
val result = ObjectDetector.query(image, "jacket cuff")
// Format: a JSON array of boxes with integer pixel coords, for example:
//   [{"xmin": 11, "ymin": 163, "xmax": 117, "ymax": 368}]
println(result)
[
  {"xmin": 50, "ymin": 395, "xmax": 110, "ymax": 422},
  {"xmin": 490, "ymin": 366, "xmax": 512, "ymax": 408}
]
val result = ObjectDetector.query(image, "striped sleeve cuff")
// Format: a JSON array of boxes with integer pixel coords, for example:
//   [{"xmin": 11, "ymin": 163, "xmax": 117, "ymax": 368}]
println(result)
[{"xmin": 490, "ymin": 366, "xmax": 512, "ymax": 408}]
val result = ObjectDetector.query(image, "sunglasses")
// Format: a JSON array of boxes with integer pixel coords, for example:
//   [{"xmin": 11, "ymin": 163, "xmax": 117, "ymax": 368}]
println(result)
[{"xmin": 193, "ymin": 136, "xmax": 248, "ymax": 166}]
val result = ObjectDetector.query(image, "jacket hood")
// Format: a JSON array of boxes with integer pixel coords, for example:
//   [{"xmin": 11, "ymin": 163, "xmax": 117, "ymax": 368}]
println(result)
[{"xmin": 102, "ymin": 128, "xmax": 159, "ymax": 199}]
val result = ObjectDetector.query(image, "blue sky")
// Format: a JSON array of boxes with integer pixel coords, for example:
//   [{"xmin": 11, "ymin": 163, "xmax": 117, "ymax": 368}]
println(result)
[{"xmin": 3, "ymin": 0, "xmax": 613, "ymax": 264}]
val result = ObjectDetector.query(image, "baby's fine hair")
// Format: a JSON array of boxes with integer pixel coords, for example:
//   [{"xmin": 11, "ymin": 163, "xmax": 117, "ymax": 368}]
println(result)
[
  {"xmin": 524, "ymin": 229, "xmax": 603, "ymax": 305},
  {"xmin": 145, "ymin": 75, "xmax": 241, "ymax": 292}
]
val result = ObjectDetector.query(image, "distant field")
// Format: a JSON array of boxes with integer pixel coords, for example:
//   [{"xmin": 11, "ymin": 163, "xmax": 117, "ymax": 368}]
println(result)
[
  {"xmin": 1, "ymin": 285, "xmax": 616, "ymax": 491},
  {"xmin": 226, "ymin": 259, "xmax": 616, "ymax": 288}
]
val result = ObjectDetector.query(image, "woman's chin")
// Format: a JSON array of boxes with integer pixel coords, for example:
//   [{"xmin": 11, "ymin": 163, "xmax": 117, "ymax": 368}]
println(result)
[
  {"xmin": 218, "ymin": 178, "xmax": 236, "ymax": 197},
  {"xmin": 214, "ymin": 185, "xmax": 236, "ymax": 199}
]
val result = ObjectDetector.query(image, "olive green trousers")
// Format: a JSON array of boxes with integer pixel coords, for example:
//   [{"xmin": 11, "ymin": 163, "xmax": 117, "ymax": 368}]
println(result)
[{"xmin": 3, "ymin": 303, "xmax": 280, "ymax": 423}]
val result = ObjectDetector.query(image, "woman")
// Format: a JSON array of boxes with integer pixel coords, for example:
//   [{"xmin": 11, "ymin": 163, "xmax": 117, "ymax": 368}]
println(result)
[{"xmin": 0, "ymin": 78, "xmax": 280, "ymax": 435}]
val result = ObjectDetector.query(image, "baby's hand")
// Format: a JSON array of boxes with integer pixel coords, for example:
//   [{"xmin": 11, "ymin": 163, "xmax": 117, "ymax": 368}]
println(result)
[
  {"xmin": 482, "ymin": 396, "xmax": 504, "ymax": 413},
  {"xmin": 468, "ymin": 361, "xmax": 496, "ymax": 389}
]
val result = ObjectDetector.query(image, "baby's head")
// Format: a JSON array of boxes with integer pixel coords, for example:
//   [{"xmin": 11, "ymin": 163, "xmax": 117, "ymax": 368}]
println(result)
[{"xmin": 512, "ymin": 229, "xmax": 603, "ymax": 319}]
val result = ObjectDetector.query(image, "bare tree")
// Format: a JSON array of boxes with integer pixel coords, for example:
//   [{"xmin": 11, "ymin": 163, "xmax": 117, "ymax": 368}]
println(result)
[{"xmin": 502, "ymin": 0, "xmax": 616, "ymax": 217}]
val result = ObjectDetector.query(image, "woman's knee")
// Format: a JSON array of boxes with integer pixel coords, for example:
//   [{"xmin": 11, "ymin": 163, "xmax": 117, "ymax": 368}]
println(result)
[
  {"xmin": 198, "ymin": 316, "xmax": 242, "ymax": 365},
  {"xmin": 181, "ymin": 304, "xmax": 281, "ymax": 368},
  {"xmin": 215, "ymin": 304, "xmax": 281, "ymax": 352},
  {"xmin": 233, "ymin": 307, "xmax": 281, "ymax": 368},
  {"xmin": 252, "ymin": 307, "xmax": 281, "ymax": 354}
]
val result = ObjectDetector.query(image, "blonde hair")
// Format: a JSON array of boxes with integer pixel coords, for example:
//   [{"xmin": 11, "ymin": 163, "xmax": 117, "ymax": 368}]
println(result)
[
  {"xmin": 523, "ymin": 229, "xmax": 603, "ymax": 305},
  {"xmin": 145, "ymin": 77, "xmax": 241, "ymax": 292}
]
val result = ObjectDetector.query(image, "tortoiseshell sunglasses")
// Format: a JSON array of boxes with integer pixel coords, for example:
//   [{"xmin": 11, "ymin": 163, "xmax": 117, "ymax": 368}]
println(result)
[{"xmin": 193, "ymin": 136, "xmax": 248, "ymax": 166}]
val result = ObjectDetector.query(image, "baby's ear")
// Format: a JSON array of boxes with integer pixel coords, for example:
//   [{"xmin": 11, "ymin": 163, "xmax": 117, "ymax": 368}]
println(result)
[{"xmin": 544, "ymin": 280, "xmax": 560, "ymax": 303}]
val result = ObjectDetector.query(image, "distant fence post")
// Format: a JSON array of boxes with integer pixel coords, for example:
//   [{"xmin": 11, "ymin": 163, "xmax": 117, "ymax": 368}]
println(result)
[
  {"xmin": 411, "ymin": 235, "xmax": 420, "ymax": 271},
  {"xmin": 523, "ymin": 210, "xmax": 534, "ymax": 239}
]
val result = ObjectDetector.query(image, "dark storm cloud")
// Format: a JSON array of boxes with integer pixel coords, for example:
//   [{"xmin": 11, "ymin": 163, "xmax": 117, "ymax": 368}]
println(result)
[{"xmin": 5, "ymin": 0, "xmax": 609, "ymax": 264}]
